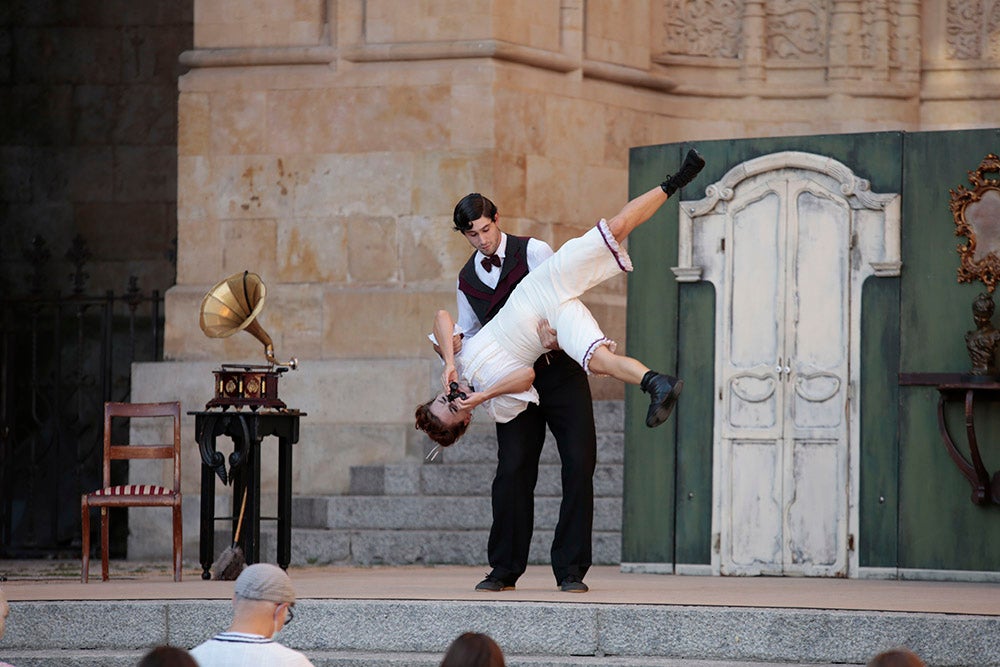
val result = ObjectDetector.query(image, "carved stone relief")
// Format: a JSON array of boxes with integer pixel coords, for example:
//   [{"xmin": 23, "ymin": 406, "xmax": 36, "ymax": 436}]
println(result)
[
  {"xmin": 662, "ymin": 0, "xmax": 745, "ymax": 58},
  {"xmin": 947, "ymin": 0, "xmax": 1000, "ymax": 60},
  {"xmin": 767, "ymin": 0, "xmax": 828, "ymax": 60}
]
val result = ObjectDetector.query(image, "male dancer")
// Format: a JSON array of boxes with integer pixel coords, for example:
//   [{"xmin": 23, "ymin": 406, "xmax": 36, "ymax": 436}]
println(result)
[{"xmin": 442, "ymin": 191, "xmax": 598, "ymax": 594}]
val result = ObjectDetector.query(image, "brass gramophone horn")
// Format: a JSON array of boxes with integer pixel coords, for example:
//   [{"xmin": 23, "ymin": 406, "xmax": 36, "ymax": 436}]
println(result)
[{"xmin": 199, "ymin": 271, "xmax": 298, "ymax": 369}]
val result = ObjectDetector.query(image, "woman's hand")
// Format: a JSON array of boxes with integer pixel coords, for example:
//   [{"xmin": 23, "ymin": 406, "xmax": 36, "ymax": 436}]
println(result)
[
  {"xmin": 440, "ymin": 364, "xmax": 458, "ymax": 391},
  {"xmin": 451, "ymin": 391, "xmax": 486, "ymax": 411}
]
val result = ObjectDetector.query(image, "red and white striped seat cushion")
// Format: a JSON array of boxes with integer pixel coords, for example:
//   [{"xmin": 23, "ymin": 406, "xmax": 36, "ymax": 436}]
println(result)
[{"xmin": 91, "ymin": 485, "xmax": 174, "ymax": 497}]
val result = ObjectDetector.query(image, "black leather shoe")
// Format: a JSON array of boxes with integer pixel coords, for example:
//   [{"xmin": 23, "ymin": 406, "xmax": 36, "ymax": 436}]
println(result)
[
  {"xmin": 558, "ymin": 575, "xmax": 589, "ymax": 593},
  {"xmin": 660, "ymin": 149, "xmax": 706, "ymax": 196},
  {"xmin": 641, "ymin": 371, "xmax": 683, "ymax": 427},
  {"xmin": 475, "ymin": 574, "xmax": 515, "ymax": 592}
]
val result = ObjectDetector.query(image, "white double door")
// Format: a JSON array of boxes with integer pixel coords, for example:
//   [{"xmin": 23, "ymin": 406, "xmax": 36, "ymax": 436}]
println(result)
[{"xmin": 717, "ymin": 174, "xmax": 850, "ymax": 577}]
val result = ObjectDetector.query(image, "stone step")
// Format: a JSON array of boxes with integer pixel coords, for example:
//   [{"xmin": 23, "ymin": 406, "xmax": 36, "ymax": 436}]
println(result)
[
  {"xmin": 3, "ymin": 597, "xmax": 994, "ymax": 666},
  {"xmin": 292, "ymin": 496, "xmax": 622, "ymax": 531},
  {"xmin": 425, "ymin": 400, "xmax": 625, "ymax": 465},
  {"xmin": 350, "ymin": 463, "xmax": 623, "ymax": 497},
  {"xmin": 271, "ymin": 527, "xmax": 622, "ymax": 567},
  {"xmin": 434, "ymin": 428, "xmax": 624, "ymax": 465},
  {"xmin": 0, "ymin": 650, "xmax": 850, "ymax": 667}
]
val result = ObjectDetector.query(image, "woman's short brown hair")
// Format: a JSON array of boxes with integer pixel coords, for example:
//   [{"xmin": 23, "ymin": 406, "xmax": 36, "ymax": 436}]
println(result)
[{"xmin": 415, "ymin": 400, "xmax": 469, "ymax": 447}]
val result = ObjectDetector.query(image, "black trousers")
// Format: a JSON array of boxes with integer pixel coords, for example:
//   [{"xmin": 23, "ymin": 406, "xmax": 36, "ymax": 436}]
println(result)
[{"xmin": 487, "ymin": 350, "xmax": 597, "ymax": 585}]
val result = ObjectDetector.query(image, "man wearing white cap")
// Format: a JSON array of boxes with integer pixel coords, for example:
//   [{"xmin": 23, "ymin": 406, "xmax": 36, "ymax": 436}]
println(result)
[{"xmin": 190, "ymin": 563, "xmax": 313, "ymax": 666}]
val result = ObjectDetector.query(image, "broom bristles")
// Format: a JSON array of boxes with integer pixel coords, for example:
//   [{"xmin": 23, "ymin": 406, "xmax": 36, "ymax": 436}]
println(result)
[
  {"xmin": 212, "ymin": 487, "xmax": 248, "ymax": 580},
  {"xmin": 212, "ymin": 545, "xmax": 246, "ymax": 581}
]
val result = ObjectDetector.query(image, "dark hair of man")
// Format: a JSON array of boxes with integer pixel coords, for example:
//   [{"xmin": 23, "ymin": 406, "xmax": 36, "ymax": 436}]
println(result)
[
  {"xmin": 439, "ymin": 632, "xmax": 506, "ymax": 667},
  {"xmin": 415, "ymin": 400, "xmax": 468, "ymax": 447},
  {"xmin": 453, "ymin": 193, "xmax": 498, "ymax": 232}
]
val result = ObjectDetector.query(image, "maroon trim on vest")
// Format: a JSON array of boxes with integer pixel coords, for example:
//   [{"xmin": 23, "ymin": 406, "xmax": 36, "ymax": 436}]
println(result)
[{"xmin": 459, "ymin": 235, "xmax": 531, "ymax": 324}]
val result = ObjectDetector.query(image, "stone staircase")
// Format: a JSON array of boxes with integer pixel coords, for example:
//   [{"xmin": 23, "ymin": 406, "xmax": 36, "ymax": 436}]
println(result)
[
  {"xmin": 279, "ymin": 401, "xmax": 626, "ymax": 568},
  {"xmin": 5, "ymin": 596, "xmax": 996, "ymax": 666}
]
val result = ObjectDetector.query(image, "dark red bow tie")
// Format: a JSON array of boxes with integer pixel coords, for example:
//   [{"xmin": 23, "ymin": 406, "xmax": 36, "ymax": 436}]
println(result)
[{"xmin": 481, "ymin": 254, "xmax": 502, "ymax": 272}]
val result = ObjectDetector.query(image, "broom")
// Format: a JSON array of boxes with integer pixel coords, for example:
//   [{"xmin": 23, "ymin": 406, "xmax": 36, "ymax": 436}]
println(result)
[{"xmin": 212, "ymin": 488, "xmax": 248, "ymax": 580}]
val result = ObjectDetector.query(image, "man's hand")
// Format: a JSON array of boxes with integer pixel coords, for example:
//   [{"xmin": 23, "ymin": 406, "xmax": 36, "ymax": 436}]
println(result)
[{"xmin": 536, "ymin": 319, "xmax": 560, "ymax": 350}]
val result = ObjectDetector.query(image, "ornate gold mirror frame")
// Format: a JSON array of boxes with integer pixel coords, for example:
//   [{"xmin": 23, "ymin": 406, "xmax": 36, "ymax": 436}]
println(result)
[{"xmin": 953, "ymin": 153, "xmax": 1000, "ymax": 293}]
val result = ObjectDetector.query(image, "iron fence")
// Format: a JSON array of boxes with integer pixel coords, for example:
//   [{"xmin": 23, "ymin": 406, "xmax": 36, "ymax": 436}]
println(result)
[{"xmin": 0, "ymin": 235, "xmax": 166, "ymax": 558}]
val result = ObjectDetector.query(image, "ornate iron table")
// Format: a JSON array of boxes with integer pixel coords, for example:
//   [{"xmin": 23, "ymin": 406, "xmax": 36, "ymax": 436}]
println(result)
[{"xmin": 190, "ymin": 409, "xmax": 305, "ymax": 578}]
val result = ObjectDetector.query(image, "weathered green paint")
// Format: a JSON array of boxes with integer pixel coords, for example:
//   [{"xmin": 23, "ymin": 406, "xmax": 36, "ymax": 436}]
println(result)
[
  {"xmin": 898, "ymin": 128, "xmax": 1000, "ymax": 571},
  {"xmin": 622, "ymin": 144, "xmax": 682, "ymax": 563},
  {"xmin": 625, "ymin": 132, "xmax": 1000, "ymax": 573},
  {"xmin": 859, "ymin": 276, "xmax": 901, "ymax": 568},
  {"xmin": 674, "ymin": 281, "xmax": 715, "ymax": 565}
]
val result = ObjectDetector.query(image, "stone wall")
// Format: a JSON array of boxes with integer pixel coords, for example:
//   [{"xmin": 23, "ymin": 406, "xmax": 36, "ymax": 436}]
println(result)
[{"xmin": 0, "ymin": 1, "xmax": 192, "ymax": 296}]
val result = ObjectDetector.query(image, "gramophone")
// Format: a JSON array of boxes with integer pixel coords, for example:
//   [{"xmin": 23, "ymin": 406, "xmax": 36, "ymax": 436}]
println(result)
[{"xmin": 199, "ymin": 270, "xmax": 298, "ymax": 410}]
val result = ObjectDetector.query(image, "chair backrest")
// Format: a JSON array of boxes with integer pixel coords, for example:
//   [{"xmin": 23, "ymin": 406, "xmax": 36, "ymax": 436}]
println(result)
[{"xmin": 102, "ymin": 401, "xmax": 182, "ymax": 492}]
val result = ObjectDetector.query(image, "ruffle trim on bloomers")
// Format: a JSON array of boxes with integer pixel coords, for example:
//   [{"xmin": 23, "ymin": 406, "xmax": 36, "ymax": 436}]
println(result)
[
  {"xmin": 596, "ymin": 218, "xmax": 633, "ymax": 272},
  {"xmin": 582, "ymin": 337, "xmax": 617, "ymax": 375}
]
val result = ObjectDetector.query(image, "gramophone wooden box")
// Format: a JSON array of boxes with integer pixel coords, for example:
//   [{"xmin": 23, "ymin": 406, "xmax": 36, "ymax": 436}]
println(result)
[{"xmin": 206, "ymin": 364, "xmax": 287, "ymax": 410}]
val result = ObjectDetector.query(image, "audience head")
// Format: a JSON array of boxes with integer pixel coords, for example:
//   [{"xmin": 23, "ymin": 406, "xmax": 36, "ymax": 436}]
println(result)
[
  {"xmin": 867, "ymin": 647, "xmax": 926, "ymax": 667},
  {"xmin": 138, "ymin": 645, "xmax": 197, "ymax": 667},
  {"xmin": 440, "ymin": 632, "xmax": 506, "ymax": 667},
  {"xmin": 231, "ymin": 563, "xmax": 297, "ymax": 638}
]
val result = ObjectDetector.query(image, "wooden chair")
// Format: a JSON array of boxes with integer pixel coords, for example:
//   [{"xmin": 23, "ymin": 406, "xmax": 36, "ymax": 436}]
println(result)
[{"xmin": 81, "ymin": 401, "xmax": 182, "ymax": 582}]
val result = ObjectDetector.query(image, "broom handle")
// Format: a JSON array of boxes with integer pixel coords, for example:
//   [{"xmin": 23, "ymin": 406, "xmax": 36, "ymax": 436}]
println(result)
[{"xmin": 233, "ymin": 487, "xmax": 248, "ymax": 545}]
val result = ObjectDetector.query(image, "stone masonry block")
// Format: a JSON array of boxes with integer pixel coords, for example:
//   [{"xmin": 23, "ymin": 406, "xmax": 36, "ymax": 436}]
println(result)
[
  {"xmin": 211, "ymin": 90, "xmax": 268, "ymax": 155},
  {"xmin": 276, "ymin": 215, "xmax": 349, "ymax": 283},
  {"xmin": 211, "ymin": 155, "xmax": 295, "ymax": 220},
  {"xmin": 322, "ymin": 288, "xmax": 456, "ymax": 358},
  {"xmin": 285, "ymin": 152, "xmax": 413, "ymax": 219},
  {"xmin": 409, "ymin": 151, "xmax": 495, "ymax": 219},
  {"xmin": 267, "ymin": 86, "xmax": 452, "ymax": 154},
  {"xmin": 221, "ymin": 217, "xmax": 278, "ymax": 277},
  {"xmin": 584, "ymin": 1, "xmax": 651, "ymax": 69},
  {"xmin": 178, "ymin": 92, "xmax": 210, "ymax": 156},
  {"xmin": 346, "ymin": 216, "xmax": 398, "ymax": 283},
  {"xmin": 494, "ymin": 1, "xmax": 562, "ymax": 52},
  {"xmin": 397, "ymin": 213, "xmax": 475, "ymax": 283}
]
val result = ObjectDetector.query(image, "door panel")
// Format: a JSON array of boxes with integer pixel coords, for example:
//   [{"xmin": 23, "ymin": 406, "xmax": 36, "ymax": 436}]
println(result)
[
  {"xmin": 724, "ymin": 186, "xmax": 785, "ymax": 439},
  {"xmin": 785, "ymin": 439, "xmax": 846, "ymax": 574},
  {"xmin": 726, "ymin": 439, "xmax": 783, "ymax": 574}
]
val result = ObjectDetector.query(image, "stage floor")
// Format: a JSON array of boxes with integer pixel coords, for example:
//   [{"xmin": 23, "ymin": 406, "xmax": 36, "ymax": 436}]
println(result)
[{"xmin": 3, "ymin": 562, "xmax": 999, "ymax": 617}]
